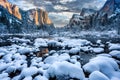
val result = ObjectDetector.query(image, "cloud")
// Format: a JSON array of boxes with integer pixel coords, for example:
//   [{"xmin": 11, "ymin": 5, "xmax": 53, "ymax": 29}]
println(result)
[
  {"xmin": 8, "ymin": 0, "xmax": 107, "ymax": 11},
  {"xmin": 8, "ymin": 0, "xmax": 107, "ymax": 27}
]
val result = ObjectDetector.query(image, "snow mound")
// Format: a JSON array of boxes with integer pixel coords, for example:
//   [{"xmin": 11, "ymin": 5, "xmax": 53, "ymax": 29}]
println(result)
[
  {"xmin": 109, "ymin": 43, "xmax": 120, "ymax": 51},
  {"xmin": 20, "ymin": 67, "xmax": 38, "ymax": 77},
  {"xmin": 44, "ymin": 56, "xmax": 58, "ymax": 64},
  {"xmin": 69, "ymin": 47, "xmax": 80, "ymax": 55},
  {"xmin": 46, "ymin": 61, "xmax": 85, "ymax": 80},
  {"xmin": 89, "ymin": 71, "xmax": 109, "ymax": 80},
  {"xmin": 47, "ymin": 40, "xmax": 63, "ymax": 48},
  {"xmin": 58, "ymin": 53, "xmax": 70, "ymax": 61},
  {"xmin": 62, "ymin": 39, "xmax": 90, "ymax": 48},
  {"xmin": 23, "ymin": 76, "xmax": 32, "ymax": 80},
  {"xmin": 83, "ymin": 56, "xmax": 120, "ymax": 79},
  {"xmin": 92, "ymin": 48, "xmax": 104, "ymax": 53},
  {"xmin": 17, "ymin": 47, "xmax": 33, "ymax": 55},
  {"xmin": 11, "ymin": 37, "xmax": 31, "ymax": 43},
  {"xmin": 0, "ymin": 73, "xmax": 9, "ymax": 79},
  {"xmin": 109, "ymin": 50, "xmax": 120, "ymax": 59},
  {"xmin": 34, "ymin": 75, "xmax": 48, "ymax": 80},
  {"xmin": 34, "ymin": 38, "xmax": 48, "ymax": 47}
]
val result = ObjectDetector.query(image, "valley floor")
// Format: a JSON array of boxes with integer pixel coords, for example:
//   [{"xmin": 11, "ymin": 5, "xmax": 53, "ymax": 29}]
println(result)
[{"xmin": 0, "ymin": 35, "xmax": 120, "ymax": 80}]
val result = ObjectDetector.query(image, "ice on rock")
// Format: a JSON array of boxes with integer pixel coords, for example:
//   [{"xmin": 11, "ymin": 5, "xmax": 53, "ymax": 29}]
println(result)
[
  {"xmin": 34, "ymin": 38, "xmax": 48, "ymax": 47},
  {"xmin": 109, "ymin": 50, "xmax": 120, "ymax": 59},
  {"xmin": 92, "ymin": 48, "xmax": 104, "ymax": 53},
  {"xmin": 34, "ymin": 75, "xmax": 48, "ymax": 80},
  {"xmin": 46, "ymin": 61, "xmax": 85, "ymax": 80},
  {"xmin": 89, "ymin": 71, "xmax": 110, "ymax": 80},
  {"xmin": 21, "ymin": 67, "xmax": 38, "ymax": 77}
]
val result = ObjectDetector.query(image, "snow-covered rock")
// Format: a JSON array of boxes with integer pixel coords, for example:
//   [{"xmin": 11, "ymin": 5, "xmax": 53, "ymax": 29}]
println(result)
[
  {"xmin": 17, "ymin": 47, "xmax": 33, "ymax": 55},
  {"xmin": 109, "ymin": 43, "xmax": 120, "ymax": 51},
  {"xmin": 0, "ymin": 73, "xmax": 9, "ymax": 79},
  {"xmin": 47, "ymin": 40, "xmax": 63, "ymax": 48},
  {"xmin": 83, "ymin": 56, "xmax": 120, "ymax": 79},
  {"xmin": 69, "ymin": 47, "xmax": 80, "ymax": 55},
  {"xmin": 11, "ymin": 37, "xmax": 31, "ymax": 44},
  {"xmin": 20, "ymin": 67, "xmax": 38, "ymax": 77},
  {"xmin": 44, "ymin": 56, "xmax": 58, "ymax": 64},
  {"xmin": 58, "ymin": 53, "xmax": 70, "ymax": 61},
  {"xmin": 109, "ymin": 50, "xmax": 120, "ymax": 59},
  {"xmin": 92, "ymin": 48, "xmax": 104, "ymax": 53},
  {"xmin": 62, "ymin": 39, "xmax": 90, "ymax": 48},
  {"xmin": 34, "ymin": 38, "xmax": 48, "ymax": 47},
  {"xmin": 46, "ymin": 61, "xmax": 85, "ymax": 80},
  {"xmin": 89, "ymin": 71, "xmax": 110, "ymax": 80},
  {"xmin": 34, "ymin": 75, "xmax": 48, "ymax": 80},
  {"xmin": 23, "ymin": 76, "xmax": 32, "ymax": 80},
  {"xmin": 3, "ymin": 53, "xmax": 12, "ymax": 62},
  {"xmin": 0, "ymin": 63, "xmax": 12, "ymax": 72}
]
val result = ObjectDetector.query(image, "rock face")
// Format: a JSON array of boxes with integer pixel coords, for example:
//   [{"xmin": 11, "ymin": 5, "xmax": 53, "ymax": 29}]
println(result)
[
  {"xmin": 0, "ymin": 0, "xmax": 53, "ymax": 33},
  {"xmin": 99, "ymin": 0, "xmax": 115, "ymax": 16},
  {"xmin": 68, "ymin": 0, "xmax": 120, "ymax": 32}
]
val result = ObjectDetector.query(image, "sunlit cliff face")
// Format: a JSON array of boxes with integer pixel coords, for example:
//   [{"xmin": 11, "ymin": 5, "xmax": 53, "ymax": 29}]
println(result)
[
  {"xmin": 28, "ymin": 9, "xmax": 52, "ymax": 26},
  {"xmin": 0, "ymin": 0, "xmax": 52, "ymax": 26},
  {"xmin": 0, "ymin": 0, "xmax": 21, "ymax": 19}
]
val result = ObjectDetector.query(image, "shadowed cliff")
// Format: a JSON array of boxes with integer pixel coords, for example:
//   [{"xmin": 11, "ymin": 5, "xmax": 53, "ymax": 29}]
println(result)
[{"xmin": 67, "ymin": 0, "xmax": 120, "ymax": 33}]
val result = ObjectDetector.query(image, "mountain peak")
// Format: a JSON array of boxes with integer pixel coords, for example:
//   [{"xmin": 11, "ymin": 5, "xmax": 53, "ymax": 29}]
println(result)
[
  {"xmin": 0, "ymin": 0, "xmax": 21, "ymax": 19},
  {"xmin": 0, "ymin": 0, "xmax": 53, "ymax": 33},
  {"xmin": 99, "ymin": 0, "xmax": 120, "ymax": 16}
]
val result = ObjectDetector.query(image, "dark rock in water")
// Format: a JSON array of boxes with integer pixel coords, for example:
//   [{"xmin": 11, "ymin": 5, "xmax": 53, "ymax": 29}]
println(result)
[{"xmin": 0, "ymin": 0, "xmax": 54, "ymax": 33}]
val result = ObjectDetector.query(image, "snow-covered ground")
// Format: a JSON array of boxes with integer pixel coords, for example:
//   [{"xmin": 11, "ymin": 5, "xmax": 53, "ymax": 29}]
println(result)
[{"xmin": 0, "ymin": 37, "xmax": 120, "ymax": 80}]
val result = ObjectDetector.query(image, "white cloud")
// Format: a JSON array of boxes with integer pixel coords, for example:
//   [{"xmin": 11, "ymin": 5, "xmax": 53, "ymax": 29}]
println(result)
[
  {"xmin": 54, "ymin": 5, "xmax": 68, "ymax": 11},
  {"xmin": 60, "ymin": 0, "xmax": 76, "ymax": 4}
]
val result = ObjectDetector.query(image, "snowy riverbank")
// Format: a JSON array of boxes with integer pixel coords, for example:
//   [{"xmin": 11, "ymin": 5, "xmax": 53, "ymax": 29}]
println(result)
[{"xmin": 0, "ymin": 37, "xmax": 120, "ymax": 80}]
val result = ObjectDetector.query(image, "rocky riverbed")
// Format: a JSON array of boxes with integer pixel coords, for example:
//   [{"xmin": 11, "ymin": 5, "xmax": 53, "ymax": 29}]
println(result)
[{"xmin": 0, "ymin": 36, "xmax": 120, "ymax": 80}]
